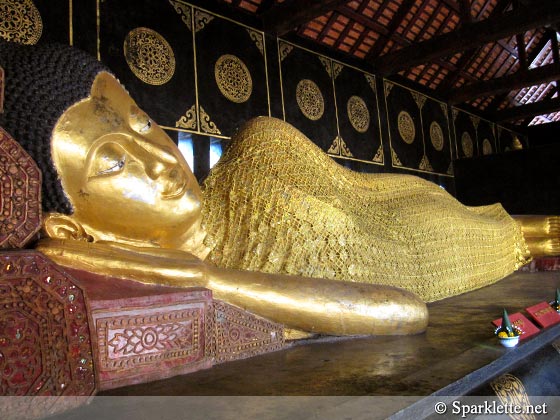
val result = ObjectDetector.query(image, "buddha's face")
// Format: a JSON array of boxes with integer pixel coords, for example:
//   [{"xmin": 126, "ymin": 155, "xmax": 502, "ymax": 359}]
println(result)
[{"xmin": 50, "ymin": 72, "xmax": 202, "ymax": 248}]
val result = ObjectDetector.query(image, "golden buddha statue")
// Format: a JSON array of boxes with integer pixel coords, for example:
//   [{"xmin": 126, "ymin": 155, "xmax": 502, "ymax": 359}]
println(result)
[{"xmin": 0, "ymin": 41, "xmax": 556, "ymax": 338}]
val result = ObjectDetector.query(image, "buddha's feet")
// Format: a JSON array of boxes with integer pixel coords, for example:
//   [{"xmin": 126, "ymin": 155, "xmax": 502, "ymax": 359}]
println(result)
[
  {"xmin": 526, "ymin": 237, "xmax": 560, "ymax": 258},
  {"xmin": 514, "ymin": 215, "xmax": 560, "ymax": 237}
]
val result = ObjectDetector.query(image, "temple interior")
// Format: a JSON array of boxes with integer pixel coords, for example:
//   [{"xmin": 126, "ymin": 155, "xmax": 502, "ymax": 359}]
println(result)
[{"xmin": 1, "ymin": 1, "xmax": 560, "ymax": 419}]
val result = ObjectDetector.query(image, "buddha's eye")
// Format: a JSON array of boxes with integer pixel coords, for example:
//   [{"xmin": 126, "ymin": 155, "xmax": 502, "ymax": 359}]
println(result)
[
  {"xmin": 130, "ymin": 106, "xmax": 152, "ymax": 134},
  {"xmin": 88, "ymin": 143, "xmax": 127, "ymax": 179},
  {"xmin": 139, "ymin": 119, "xmax": 152, "ymax": 133}
]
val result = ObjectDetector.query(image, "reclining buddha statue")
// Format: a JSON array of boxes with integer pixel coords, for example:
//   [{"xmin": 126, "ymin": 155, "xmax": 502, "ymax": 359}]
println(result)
[{"xmin": 1, "ymin": 40, "xmax": 557, "ymax": 337}]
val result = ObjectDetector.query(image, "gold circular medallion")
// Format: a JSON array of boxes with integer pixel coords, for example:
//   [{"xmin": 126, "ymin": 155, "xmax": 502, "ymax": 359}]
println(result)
[
  {"xmin": 124, "ymin": 27, "xmax": 175, "ymax": 85},
  {"xmin": 347, "ymin": 96, "xmax": 370, "ymax": 133},
  {"xmin": 429, "ymin": 121, "xmax": 444, "ymax": 151},
  {"xmin": 482, "ymin": 138, "xmax": 493, "ymax": 155},
  {"xmin": 296, "ymin": 79, "xmax": 324, "ymax": 121},
  {"xmin": 397, "ymin": 111, "xmax": 415, "ymax": 144},
  {"xmin": 0, "ymin": 0, "xmax": 43, "ymax": 45},
  {"xmin": 461, "ymin": 132, "xmax": 473, "ymax": 157},
  {"xmin": 214, "ymin": 54, "xmax": 253, "ymax": 103}
]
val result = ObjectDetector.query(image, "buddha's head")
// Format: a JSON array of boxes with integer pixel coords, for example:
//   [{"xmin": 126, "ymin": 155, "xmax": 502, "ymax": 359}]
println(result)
[{"xmin": 0, "ymin": 41, "xmax": 203, "ymax": 250}]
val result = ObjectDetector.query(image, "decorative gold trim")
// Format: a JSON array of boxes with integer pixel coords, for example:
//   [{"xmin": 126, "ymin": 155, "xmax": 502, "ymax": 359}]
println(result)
[
  {"xmin": 340, "ymin": 137, "xmax": 353, "ymax": 157},
  {"xmin": 347, "ymin": 96, "xmax": 370, "ymax": 133},
  {"xmin": 199, "ymin": 105, "xmax": 221, "ymax": 135},
  {"xmin": 470, "ymin": 115, "xmax": 480, "ymax": 129},
  {"xmin": 429, "ymin": 121, "xmax": 444, "ymax": 151},
  {"xmin": 411, "ymin": 91, "xmax": 426, "ymax": 110},
  {"xmin": 69, "ymin": 0, "xmax": 73, "ymax": 46},
  {"xmin": 491, "ymin": 374, "xmax": 535, "ymax": 420},
  {"xmin": 447, "ymin": 163, "xmax": 454, "ymax": 175},
  {"xmin": 214, "ymin": 54, "xmax": 253, "ymax": 103},
  {"xmin": 365, "ymin": 74, "xmax": 376, "ymax": 94},
  {"xmin": 319, "ymin": 57, "xmax": 332, "ymax": 78},
  {"xmin": 418, "ymin": 155, "xmax": 433, "ymax": 172},
  {"xmin": 482, "ymin": 138, "xmax": 493, "ymax": 155},
  {"xmin": 332, "ymin": 62, "xmax": 343, "ymax": 80},
  {"xmin": 194, "ymin": 10, "xmax": 214, "ymax": 33},
  {"xmin": 0, "ymin": 0, "xmax": 43, "ymax": 45},
  {"xmin": 452, "ymin": 108, "xmax": 459, "ymax": 121},
  {"xmin": 327, "ymin": 136, "xmax": 353, "ymax": 157},
  {"xmin": 384, "ymin": 80, "xmax": 394, "ymax": 97},
  {"xmin": 391, "ymin": 148, "xmax": 403, "ymax": 167},
  {"xmin": 327, "ymin": 136, "xmax": 341, "ymax": 155},
  {"xmin": 296, "ymin": 79, "xmax": 324, "ymax": 121},
  {"xmin": 372, "ymin": 145, "xmax": 383, "ymax": 163},
  {"xmin": 169, "ymin": 0, "xmax": 192, "ymax": 32},
  {"xmin": 175, "ymin": 104, "xmax": 197, "ymax": 130},
  {"xmin": 247, "ymin": 29, "xmax": 264, "ymax": 55},
  {"xmin": 461, "ymin": 131, "xmax": 474, "ymax": 157},
  {"xmin": 124, "ymin": 27, "xmax": 176, "ymax": 85},
  {"xmin": 278, "ymin": 41, "xmax": 293, "ymax": 61},
  {"xmin": 397, "ymin": 110, "xmax": 415, "ymax": 144},
  {"xmin": 0, "ymin": 66, "xmax": 4, "ymax": 114},
  {"xmin": 440, "ymin": 103, "xmax": 448, "ymax": 118}
]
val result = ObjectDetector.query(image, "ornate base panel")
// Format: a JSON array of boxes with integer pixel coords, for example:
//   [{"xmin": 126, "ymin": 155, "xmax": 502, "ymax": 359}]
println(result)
[
  {"xmin": 0, "ymin": 251, "xmax": 95, "ymax": 419},
  {"xmin": 84, "ymin": 280, "xmax": 213, "ymax": 391},
  {"xmin": 0, "ymin": 127, "xmax": 41, "ymax": 249},
  {"xmin": 208, "ymin": 300, "xmax": 285, "ymax": 364}
]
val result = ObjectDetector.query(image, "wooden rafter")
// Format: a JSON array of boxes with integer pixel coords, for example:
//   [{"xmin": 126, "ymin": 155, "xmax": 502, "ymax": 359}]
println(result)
[
  {"xmin": 261, "ymin": 0, "xmax": 348, "ymax": 36},
  {"xmin": 516, "ymin": 33, "xmax": 527, "ymax": 70},
  {"xmin": 437, "ymin": 0, "xmax": 512, "ymax": 94},
  {"xmin": 375, "ymin": 0, "xmax": 560, "ymax": 75},
  {"xmin": 449, "ymin": 62, "xmax": 560, "ymax": 104},
  {"xmin": 493, "ymin": 96, "xmax": 560, "ymax": 121},
  {"xmin": 366, "ymin": 0, "xmax": 416, "ymax": 60},
  {"xmin": 486, "ymin": 31, "xmax": 552, "ymax": 111}
]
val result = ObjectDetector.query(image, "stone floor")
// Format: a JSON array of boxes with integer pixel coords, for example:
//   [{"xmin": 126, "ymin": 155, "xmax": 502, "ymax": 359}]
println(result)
[
  {"xmin": 45, "ymin": 271, "xmax": 560, "ymax": 420},
  {"xmin": 101, "ymin": 271, "xmax": 560, "ymax": 397}
]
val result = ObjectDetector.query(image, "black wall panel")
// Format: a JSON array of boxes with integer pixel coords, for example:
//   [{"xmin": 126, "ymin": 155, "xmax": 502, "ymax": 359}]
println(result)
[
  {"xmin": 452, "ymin": 109, "xmax": 478, "ymax": 159},
  {"xmin": 333, "ymin": 64, "xmax": 383, "ymax": 166},
  {"xmin": 2, "ymin": 0, "xmax": 534, "ymax": 193},
  {"xmin": 99, "ymin": 0, "xmax": 196, "ymax": 132},
  {"xmin": 278, "ymin": 40, "xmax": 338, "ymax": 153},
  {"xmin": 194, "ymin": 9, "xmax": 269, "ymax": 137}
]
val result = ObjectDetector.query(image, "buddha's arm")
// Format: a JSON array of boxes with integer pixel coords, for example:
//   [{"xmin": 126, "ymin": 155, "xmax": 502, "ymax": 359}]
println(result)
[
  {"xmin": 37, "ymin": 238, "xmax": 428, "ymax": 336},
  {"xmin": 205, "ymin": 265, "xmax": 428, "ymax": 336}
]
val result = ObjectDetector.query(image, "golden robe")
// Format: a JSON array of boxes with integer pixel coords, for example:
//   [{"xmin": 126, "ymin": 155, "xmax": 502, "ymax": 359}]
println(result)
[{"xmin": 202, "ymin": 117, "xmax": 529, "ymax": 302}]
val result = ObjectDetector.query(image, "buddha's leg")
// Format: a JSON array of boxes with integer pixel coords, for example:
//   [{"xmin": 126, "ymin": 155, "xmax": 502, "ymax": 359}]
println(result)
[{"xmin": 513, "ymin": 215, "xmax": 560, "ymax": 237}]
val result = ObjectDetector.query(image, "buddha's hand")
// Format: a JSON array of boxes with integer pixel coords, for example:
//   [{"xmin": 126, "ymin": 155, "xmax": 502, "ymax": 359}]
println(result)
[{"xmin": 36, "ymin": 238, "xmax": 208, "ymax": 288}]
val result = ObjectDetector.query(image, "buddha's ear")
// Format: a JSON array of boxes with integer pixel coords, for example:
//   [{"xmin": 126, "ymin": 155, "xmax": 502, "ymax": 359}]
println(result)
[{"xmin": 43, "ymin": 213, "xmax": 92, "ymax": 242}]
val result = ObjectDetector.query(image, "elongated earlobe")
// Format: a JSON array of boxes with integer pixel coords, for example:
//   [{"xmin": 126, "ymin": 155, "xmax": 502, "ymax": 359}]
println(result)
[{"xmin": 43, "ymin": 213, "xmax": 92, "ymax": 242}]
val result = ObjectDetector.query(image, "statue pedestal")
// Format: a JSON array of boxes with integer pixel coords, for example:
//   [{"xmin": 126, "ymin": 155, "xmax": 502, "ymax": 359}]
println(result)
[
  {"xmin": 67, "ymin": 269, "xmax": 214, "ymax": 391},
  {"xmin": 1, "ymin": 252, "xmax": 284, "ymax": 419}
]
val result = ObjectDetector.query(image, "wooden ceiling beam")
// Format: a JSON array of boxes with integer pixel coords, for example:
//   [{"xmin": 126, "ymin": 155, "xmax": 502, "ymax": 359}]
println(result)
[
  {"xmin": 366, "ymin": 0, "xmax": 416, "ymax": 60},
  {"xmin": 486, "ymin": 32, "xmax": 553, "ymax": 111},
  {"xmin": 493, "ymin": 96, "xmax": 560, "ymax": 121},
  {"xmin": 256, "ymin": 0, "xmax": 274, "ymax": 15},
  {"xmin": 449, "ymin": 62, "xmax": 560, "ymax": 104},
  {"xmin": 459, "ymin": 0, "xmax": 472, "ymax": 24},
  {"xmin": 437, "ymin": 0, "xmax": 512, "ymax": 94},
  {"xmin": 261, "ymin": 0, "xmax": 348, "ymax": 36},
  {"xmin": 375, "ymin": 0, "xmax": 560, "ymax": 76}
]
